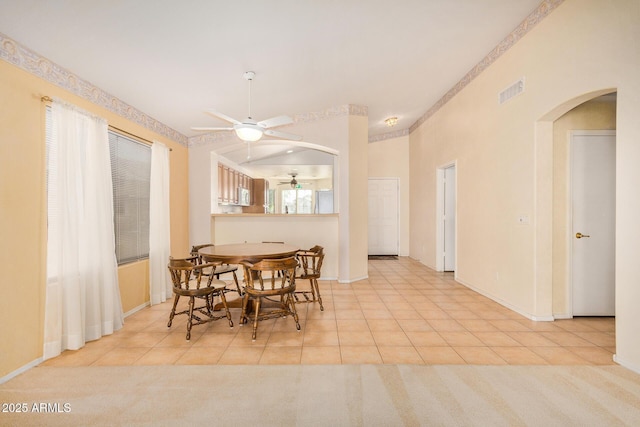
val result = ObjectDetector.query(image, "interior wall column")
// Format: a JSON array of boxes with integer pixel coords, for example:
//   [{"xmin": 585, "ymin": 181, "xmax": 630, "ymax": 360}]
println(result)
[{"xmin": 533, "ymin": 120, "xmax": 554, "ymax": 320}]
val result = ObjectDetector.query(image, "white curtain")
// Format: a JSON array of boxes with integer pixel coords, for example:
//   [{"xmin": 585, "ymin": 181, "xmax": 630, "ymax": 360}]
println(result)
[
  {"xmin": 149, "ymin": 141, "xmax": 171, "ymax": 305},
  {"xmin": 44, "ymin": 100, "xmax": 123, "ymax": 360}
]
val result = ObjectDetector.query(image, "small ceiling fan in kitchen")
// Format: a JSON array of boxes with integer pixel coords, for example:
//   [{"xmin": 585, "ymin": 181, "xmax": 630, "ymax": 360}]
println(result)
[
  {"xmin": 279, "ymin": 172, "xmax": 310, "ymax": 188},
  {"xmin": 192, "ymin": 71, "xmax": 302, "ymax": 142}
]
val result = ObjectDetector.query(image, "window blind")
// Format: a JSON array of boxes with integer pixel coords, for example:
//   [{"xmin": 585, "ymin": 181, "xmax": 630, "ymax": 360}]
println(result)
[{"xmin": 109, "ymin": 132, "xmax": 151, "ymax": 264}]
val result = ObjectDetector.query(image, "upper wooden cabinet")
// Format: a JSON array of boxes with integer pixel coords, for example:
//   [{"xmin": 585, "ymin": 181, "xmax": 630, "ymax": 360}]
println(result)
[
  {"xmin": 218, "ymin": 163, "xmax": 253, "ymax": 206},
  {"xmin": 231, "ymin": 170, "xmax": 239, "ymax": 204},
  {"xmin": 217, "ymin": 164, "xmax": 224, "ymax": 202},
  {"xmin": 219, "ymin": 165, "xmax": 230, "ymax": 203}
]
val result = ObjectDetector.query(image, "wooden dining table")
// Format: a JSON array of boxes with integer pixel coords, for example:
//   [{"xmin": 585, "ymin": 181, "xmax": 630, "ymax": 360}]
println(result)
[
  {"xmin": 198, "ymin": 242, "xmax": 299, "ymax": 264},
  {"xmin": 198, "ymin": 242, "xmax": 299, "ymax": 311}
]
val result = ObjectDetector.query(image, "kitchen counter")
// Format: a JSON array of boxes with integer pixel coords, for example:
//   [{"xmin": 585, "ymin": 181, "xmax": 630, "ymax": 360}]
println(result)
[
  {"xmin": 211, "ymin": 213, "xmax": 338, "ymax": 217},
  {"xmin": 210, "ymin": 213, "xmax": 339, "ymax": 279}
]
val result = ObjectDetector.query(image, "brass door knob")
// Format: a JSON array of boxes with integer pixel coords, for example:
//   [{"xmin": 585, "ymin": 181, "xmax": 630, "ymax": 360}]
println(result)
[{"xmin": 576, "ymin": 232, "xmax": 591, "ymax": 239}]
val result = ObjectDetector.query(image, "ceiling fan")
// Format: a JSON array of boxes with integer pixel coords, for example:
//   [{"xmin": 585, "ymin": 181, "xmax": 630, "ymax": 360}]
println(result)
[
  {"xmin": 192, "ymin": 71, "xmax": 302, "ymax": 142},
  {"xmin": 279, "ymin": 172, "xmax": 310, "ymax": 188}
]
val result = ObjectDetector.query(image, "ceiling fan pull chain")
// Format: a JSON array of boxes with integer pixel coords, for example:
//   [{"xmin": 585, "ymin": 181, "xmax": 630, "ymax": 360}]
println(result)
[{"xmin": 247, "ymin": 141, "xmax": 251, "ymax": 159}]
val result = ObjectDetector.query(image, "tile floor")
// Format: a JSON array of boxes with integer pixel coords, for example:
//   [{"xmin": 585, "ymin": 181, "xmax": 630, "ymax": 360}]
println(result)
[{"xmin": 42, "ymin": 257, "xmax": 616, "ymax": 366}]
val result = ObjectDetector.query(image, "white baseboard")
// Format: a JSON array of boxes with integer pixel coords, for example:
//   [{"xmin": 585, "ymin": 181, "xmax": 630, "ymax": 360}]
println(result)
[
  {"xmin": 338, "ymin": 275, "xmax": 368, "ymax": 284},
  {"xmin": 613, "ymin": 354, "xmax": 640, "ymax": 375},
  {"xmin": 553, "ymin": 313, "xmax": 573, "ymax": 320},
  {"xmin": 0, "ymin": 357, "xmax": 43, "ymax": 384},
  {"xmin": 455, "ymin": 277, "xmax": 554, "ymax": 322},
  {"xmin": 531, "ymin": 314, "xmax": 556, "ymax": 321},
  {"xmin": 124, "ymin": 302, "xmax": 150, "ymax": 318}
]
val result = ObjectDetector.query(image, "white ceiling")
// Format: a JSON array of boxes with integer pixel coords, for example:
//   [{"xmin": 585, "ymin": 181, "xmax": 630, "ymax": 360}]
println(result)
[{"xmin": 0, "ymin": 0, "xmax": 541, "ymax": 178}]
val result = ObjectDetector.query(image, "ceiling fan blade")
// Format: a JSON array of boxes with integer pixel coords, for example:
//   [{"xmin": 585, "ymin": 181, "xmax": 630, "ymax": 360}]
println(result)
[
  {"xmin": 205, "ymin": 110, "xmax": 242, "ymax": 125},
  {"xmin": 191, "ymin": 126, "xmax": 234, "ymax": 131},
  {"xmin": 264, "ymin": 129, "xmax": 303, "ymax": 141},
  {"xmin": 257, "ymin": 115, "xmax": 293, "ymax": 129}
]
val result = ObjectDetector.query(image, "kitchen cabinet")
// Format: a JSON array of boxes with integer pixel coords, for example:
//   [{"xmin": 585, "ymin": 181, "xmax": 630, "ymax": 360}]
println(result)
[
  {"xmin": 219, "ymin": 165, "xmax": 230, "ymax": 203},
  {"xmin": 218, "ymin": 163, "xmax": 253, "ymax": 206},
  {"xmin": 243, "ymin": 178, "xmax": 269, "ymax": 213},
  {"xmin": 232, "ymin": 170, "xmax": 239, "ymax": 204},
  {"xmin": 217, "ymin": 164, "xmax": 224, "ymax": 202}
]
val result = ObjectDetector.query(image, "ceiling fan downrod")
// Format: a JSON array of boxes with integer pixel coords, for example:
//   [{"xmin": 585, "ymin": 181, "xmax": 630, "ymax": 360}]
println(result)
[{"xmin": 244, "ymin": 71, "xmax": 255, "ymax": 120}]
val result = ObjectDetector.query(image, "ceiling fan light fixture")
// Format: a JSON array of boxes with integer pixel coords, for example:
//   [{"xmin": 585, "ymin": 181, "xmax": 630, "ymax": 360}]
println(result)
[{"xmin": 235, "ymin": 124, "xmax": 263, "ymax": 142}]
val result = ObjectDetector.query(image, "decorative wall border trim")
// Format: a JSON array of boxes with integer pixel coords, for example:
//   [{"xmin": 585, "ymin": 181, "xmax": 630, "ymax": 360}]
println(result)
[
  {"xmin": 409, "ymin": 0, "xmax": 565, "ymax": 134},
  {"xmin": 290, "ymin": 104, "xmax": 368, "ymax": 124},
  {"xmin": 188, "ymin": 130, "xmax": 236, "ymax": 147},
  {"xmin": 368, "ymin": 128, "xmax": 410, "ymax": 143},
  {"xmin": 0, "ymin": 32, "xmax": 189, "ymax": 147}
]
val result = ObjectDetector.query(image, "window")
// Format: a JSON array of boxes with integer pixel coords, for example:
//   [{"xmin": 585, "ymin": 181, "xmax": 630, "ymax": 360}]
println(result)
[
  {"xmin": 266, "ymin": 189, "xmax": 276, "ymax": 214},
  {"xmin": 109, "ymin": 132, "xmax": 151, "ymax": 264},
  {"xmin": 46, "ymin": 108, "xmax": 151, "ymax": 266},
  {"xmin": 281, "ymin": 189, "xmax": 313, "ymax": 214}
]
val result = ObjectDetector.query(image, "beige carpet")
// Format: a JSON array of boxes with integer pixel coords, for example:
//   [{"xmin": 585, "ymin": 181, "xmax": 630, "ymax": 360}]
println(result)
[{"xmin": 1, "ymin": 365, "xmax": 640, "ymax": 426}]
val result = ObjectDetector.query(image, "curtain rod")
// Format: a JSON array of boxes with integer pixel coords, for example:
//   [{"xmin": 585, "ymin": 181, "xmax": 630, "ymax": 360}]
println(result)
[
  {"xmin": 41, "ymin": 95, "xmax": 172, "ymax": 151},
  {"xmin": 108, "ymin": 125, "xmax": 172, "ymax": 151}
]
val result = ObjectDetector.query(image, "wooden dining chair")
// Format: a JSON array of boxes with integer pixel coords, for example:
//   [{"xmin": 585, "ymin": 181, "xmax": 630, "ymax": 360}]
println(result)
[
  {"xmin": 167, "ymin": 256, "xmax": 233, "ymax": 340},
  {"xmin": 191, "ymin": 244, "xmax": 242, "ymax": 296},
  {"xmin": 239, "ymin": 256, "xmax": 300, "ymax": 341},
  {"xmin": 294, "ymin": 245, "xmax": 325, "ymax": 311}
]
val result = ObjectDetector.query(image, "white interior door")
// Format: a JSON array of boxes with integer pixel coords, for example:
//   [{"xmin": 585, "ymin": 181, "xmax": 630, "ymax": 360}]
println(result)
[
  {"xmin": 444, "ymin": 166, "xmax": 456, "ymax": 271},
  {"xmin": 368, "ymin": 178, "xmax": 399, "ymax": 255},
  {"xmin": 571, "ymin": 131, "xmax": 615, "ymax": 316}
]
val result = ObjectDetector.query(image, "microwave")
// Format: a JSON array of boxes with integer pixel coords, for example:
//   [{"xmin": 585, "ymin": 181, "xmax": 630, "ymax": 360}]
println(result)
[{"xmin": 237, "ymin": 187, "xmax": 251, "ymax": 206}]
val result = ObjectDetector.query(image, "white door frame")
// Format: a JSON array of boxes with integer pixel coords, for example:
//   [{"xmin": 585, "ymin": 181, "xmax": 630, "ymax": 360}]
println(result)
[
  {"xmin": 436, "ymin": 162, "xmax": 457, "ymax": 272},
  {"xmin": 568, "ymin": 130, "xmax": 616, "ymax": 316}
]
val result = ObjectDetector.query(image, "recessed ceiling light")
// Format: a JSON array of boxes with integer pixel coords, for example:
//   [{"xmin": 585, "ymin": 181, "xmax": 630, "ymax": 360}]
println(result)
[
  {"xmin": 286, "ymin": 150, "xmax": 293, "ymax": 154},
  {"xmin": 384, "ymin": 116, "xmax": 398, "ymax": 127}
]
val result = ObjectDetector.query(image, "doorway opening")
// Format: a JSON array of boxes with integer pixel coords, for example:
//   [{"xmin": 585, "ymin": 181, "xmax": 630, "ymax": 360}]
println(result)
[
  {"xmin": 548, "ymin": 92, "xmax": 617, "ymax": 319},
  {"xmin": 436, "ymin": 163, "xmax": 456, "ymax": 272}
]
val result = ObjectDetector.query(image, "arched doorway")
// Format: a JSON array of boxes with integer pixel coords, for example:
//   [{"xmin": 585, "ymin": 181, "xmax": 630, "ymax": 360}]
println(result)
[{"xmin": 533, "ymin": 89, "xmax": 617, "ymax": 342}]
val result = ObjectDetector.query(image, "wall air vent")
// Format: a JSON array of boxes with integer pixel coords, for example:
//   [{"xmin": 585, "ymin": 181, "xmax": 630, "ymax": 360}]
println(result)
[{"xmin": 499, "ymin": 77, "xmax": 525, "ymax": 104}]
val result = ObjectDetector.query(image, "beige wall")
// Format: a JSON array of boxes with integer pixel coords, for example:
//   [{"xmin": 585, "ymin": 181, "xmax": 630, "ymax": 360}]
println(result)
[
  {"xmin": 409, "ymin": 0, "xmax": 640, "ymax": 370},
  {"xmin": 552, "ymin": 98, "xmax": 617, "ymax": 316},
  {"xmin": 0, "ymin": 60, "xmax": 190, "ymax": 378},
  {"xmin": 368, "ymin": 135, "xmax": 410, "ymax": 256}
]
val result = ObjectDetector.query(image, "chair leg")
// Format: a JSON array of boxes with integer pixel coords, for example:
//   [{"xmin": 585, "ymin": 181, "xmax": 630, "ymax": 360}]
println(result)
[
  {"xmin": 205, "ymin": 293, "xmax": 213, "ymax": 314},
  {"xmin": 167, "ymin": 294, "xmax": 180, "ymax": 327},
  {"xmin": 314, "ymin": 279, "xmax": 324, "ymax": 311},
  {"xmin": 308, "ymin": 279, "xmax": 317, "ymax": 301},
  {"xmin": 240, "ymin": 294, "xmax": 250, "ymax": 325},
  {"xmin": 231, "ymin": 270, "xmax": 242, "ymax": 296},
  {"xmin": 186, "ymin": 297, "xmax": 195, "ymax": 341},
  {"xmin": 218, "ymin": 291, "xmax": 234, "ymax": 328},
  {"xmin": 252, "ymin": 298, "xmax": 262, "ymax": 341},
  {"xmin": 288, "ymin": 294, "xmax": 301, "ymax": 331}
]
